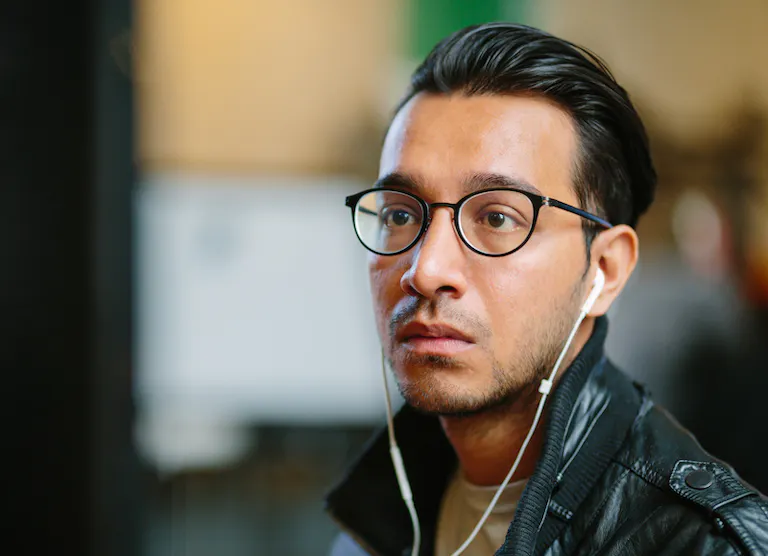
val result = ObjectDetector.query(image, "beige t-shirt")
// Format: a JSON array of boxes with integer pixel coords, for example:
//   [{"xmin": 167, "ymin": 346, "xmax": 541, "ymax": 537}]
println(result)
[{"xmin": 435, "ymin": 469, "xmax": 528, "ymax": 556}]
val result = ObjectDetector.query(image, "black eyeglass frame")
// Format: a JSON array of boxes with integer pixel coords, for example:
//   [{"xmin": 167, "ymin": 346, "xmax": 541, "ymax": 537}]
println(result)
[{"xmin": 345, "ymin": 187, "xmax": 613, "ymax": 257}]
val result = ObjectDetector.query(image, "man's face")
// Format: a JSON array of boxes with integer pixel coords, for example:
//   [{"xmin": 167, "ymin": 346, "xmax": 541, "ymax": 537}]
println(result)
[{"xmin": 371, "ymin": 93, "xmax": 592, "ymax": 416}]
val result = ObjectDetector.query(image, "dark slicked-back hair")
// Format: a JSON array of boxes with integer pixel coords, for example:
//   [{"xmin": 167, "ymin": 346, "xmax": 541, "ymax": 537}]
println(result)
[{"xmin": 398, "ymin": 23, "xmax": 656, "ymax": 231}]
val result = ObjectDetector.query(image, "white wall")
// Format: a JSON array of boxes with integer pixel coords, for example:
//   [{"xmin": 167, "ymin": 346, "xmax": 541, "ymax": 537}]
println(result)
[{"xmin": 135, "ymin": 175, "xmax": 399, "ymax": 471}]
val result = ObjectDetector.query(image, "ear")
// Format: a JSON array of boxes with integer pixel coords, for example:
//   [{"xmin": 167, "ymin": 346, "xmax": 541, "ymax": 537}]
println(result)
[{"xmin": 587, "ymin": 224, "xmax": 638, "ymax": 317}]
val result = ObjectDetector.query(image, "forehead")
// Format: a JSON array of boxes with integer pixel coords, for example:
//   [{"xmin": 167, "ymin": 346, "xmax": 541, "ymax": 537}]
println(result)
[{"xmin": 380, "ymin": 93, "xmax": 578, "ymax": 202}]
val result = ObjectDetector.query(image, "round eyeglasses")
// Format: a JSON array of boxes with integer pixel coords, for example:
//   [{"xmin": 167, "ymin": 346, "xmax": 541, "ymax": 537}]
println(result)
[{"xmin": 345, "ymin": 187, "xmax": 613, "ymax": 257}]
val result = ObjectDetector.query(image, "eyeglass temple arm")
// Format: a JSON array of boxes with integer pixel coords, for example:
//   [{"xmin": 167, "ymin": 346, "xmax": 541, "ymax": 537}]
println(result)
[
  {"xmin": 547, "ymin": 198, "xmax": 613, "ymax": 229},
  {"xmin": 346, "ymin": 196, "xmax": 379, "ymax": 217}
]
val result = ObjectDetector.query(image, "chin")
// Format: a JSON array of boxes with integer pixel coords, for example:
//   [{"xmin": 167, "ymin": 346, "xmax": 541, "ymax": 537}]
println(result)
[
  {"xmin": 396, "ymin": 369, "xmax": 506, "ymax": 417},
  {"xmin": 393, "ymin": 353, "xmax": 543, "ymax": 417}
]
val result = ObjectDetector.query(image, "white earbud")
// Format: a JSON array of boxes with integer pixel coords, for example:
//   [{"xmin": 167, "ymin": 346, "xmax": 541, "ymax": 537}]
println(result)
[{"xmin": 581, "ymin": 268, "xmax": 605, "ymax": 314}]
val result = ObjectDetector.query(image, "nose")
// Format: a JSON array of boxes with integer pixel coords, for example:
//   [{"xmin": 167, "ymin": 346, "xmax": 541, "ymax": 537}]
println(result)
[{"xmin": 400, "ymin": 208, "xmax": 468, "ymax": 300}]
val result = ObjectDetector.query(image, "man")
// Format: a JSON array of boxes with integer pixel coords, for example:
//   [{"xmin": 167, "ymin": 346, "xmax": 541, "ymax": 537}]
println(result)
[{"xmin": 325, "ymin": 23, "xmax": 768, "ymax": 555}]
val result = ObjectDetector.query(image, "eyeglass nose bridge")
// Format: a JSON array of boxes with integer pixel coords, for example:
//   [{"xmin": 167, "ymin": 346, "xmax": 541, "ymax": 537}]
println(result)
[
  {"xmin": 416, "ymin": 201, "xmax": 464, "ymax": 251},
  {"xmin": 422, "ymin": 200, "xmax": 462, "ymax": 232},
  {"xmin": 423, "ymin": 201, "xmax": 461, "ymax": 225}
]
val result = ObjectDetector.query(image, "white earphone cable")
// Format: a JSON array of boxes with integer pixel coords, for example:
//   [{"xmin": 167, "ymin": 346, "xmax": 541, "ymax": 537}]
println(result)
[
  {"xmin": 382, "ymin": 269, "xmax": 604, "ymax": 556},
  {"xmin": 382, "ymin": 351, "xmax": 422, "ymax": 556},
  {"xmin": 447, "ymin": 306, "xmax": 589, "ymax": 555}
]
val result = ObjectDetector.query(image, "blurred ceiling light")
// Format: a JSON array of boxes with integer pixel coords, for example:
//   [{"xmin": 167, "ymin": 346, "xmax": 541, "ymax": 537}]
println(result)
[{"xmin": 671, "ymin": 188, "xmax": 728, "ymax": 280}]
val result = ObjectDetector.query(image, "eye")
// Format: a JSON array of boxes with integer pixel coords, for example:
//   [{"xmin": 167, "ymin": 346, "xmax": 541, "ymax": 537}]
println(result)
[
  {"xmin": 381, "ymin": 206, "xmax": 420, "ymax": 227},
  {"xmin": 476, "ymin": 207, "xmax": 523, "ymax": 231},
  {"xmin": 486, "ymin": 212, "xmax": 508, "ymax": 229}
]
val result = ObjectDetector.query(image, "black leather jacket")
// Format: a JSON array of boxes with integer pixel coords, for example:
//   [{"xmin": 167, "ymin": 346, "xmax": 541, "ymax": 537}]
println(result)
[{"xmin": 325, "ymin": 318, "xmax": 768, "ymax": 555}]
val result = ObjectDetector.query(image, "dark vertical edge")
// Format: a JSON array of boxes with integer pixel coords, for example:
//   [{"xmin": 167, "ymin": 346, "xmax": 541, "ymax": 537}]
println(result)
[
  {"xmin": 90, "ymin": 0, "xmax": 143, "ymax": 555},
  {"xmin": 0, "ymin": 2, "xmax": 94, "ymax": 554},
  {"xmin": 0, "ymin": 1, "xmax": 141, "ymax": 553}
]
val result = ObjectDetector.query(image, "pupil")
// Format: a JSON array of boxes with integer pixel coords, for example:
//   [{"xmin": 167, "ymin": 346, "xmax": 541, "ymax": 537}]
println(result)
[
  {"xmin": 392, "ymin": 210, "xmax": 410, "ymax": 226},
  {"xmin": 488, "ymin": 212, "xmax": 505, "ymax": 228}
]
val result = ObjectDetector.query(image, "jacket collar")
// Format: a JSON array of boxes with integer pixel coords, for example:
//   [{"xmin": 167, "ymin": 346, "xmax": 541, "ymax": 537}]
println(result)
[{"xmin": 325, "ymin": 317, "xmax": 641, "ymax": 556}]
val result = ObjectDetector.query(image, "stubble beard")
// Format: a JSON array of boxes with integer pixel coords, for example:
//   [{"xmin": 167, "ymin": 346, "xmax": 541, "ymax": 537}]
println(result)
[{"xmin": 388, "ymin": 284, "xmax": 585, "ymax": 418}]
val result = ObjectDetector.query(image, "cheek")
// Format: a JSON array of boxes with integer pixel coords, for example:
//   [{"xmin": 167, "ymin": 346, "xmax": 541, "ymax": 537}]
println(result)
[
  {"xmin": 368, "ymin": 256, "xmax": 404, "ymax": 332},
  {"xmin": 479, "ymin": 266, "xmax": 530, "ymax": 334},
  {"xmin": 477, "ymin": 247, "xmax": 576, "ymax": 336}
]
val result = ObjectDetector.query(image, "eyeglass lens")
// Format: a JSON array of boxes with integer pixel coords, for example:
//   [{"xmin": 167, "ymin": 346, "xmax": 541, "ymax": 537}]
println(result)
[{"xmin": 354, "ymin": 190, "xmax": 535, "ymax": 255}]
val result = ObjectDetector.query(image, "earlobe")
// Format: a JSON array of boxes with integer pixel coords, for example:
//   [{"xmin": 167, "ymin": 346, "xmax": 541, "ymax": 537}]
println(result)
[{"xmin": 588, "ymin": 225, "xmax": 639, "ymax": 316}]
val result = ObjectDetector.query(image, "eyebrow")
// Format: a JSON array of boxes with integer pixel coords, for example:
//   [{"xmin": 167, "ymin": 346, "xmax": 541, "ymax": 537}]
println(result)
[
  {"xmin": 373, "ymin": 171, "xmax": 543, "ymax": 197},
  {"xmin": 465, "ymin": 172, "xmax": 542, "ymax": 196}
]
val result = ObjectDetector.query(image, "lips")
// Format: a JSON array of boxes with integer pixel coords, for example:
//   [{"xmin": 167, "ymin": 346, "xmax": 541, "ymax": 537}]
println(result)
[
  {"xmin": 397, "ymin": 322, "xmax": 474, "ymax": 343},
  {"xmin": 396, "ymin": 322, "xmax": 475, "ymax": 356}
]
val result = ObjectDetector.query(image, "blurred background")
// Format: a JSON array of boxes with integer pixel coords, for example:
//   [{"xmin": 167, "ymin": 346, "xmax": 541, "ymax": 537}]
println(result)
[{"xmin": 4, "ymin": 0, "xmax": 767, "ymax": 554}]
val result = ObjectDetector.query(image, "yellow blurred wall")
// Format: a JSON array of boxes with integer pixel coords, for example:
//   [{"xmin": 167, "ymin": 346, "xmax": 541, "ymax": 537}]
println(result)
[
  {"xmin": 136, "ymin": 0, "xmax": 402, "ymax": 175},
  {"xmin": 537, "ymin": 0, "xmax": 768, "ymax": 143}
]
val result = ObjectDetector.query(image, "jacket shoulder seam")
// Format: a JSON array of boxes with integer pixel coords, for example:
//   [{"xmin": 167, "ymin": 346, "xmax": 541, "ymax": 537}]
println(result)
[{"xmin": 613, "ymin": 457, "xmax": 668, "ymax": 490}]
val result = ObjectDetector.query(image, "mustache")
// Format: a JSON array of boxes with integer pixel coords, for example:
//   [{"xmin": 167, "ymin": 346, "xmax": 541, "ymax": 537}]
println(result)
[{"xmin": 388, "ymin": 297, "xmax": 490, "ymax": 342}]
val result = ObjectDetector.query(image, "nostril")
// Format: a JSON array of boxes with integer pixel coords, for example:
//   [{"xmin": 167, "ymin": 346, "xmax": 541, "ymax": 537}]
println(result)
[
  {"xmin": 401, "ymin": 281, "xmax": 419, "ymax": 297},
  {"xmin": 400, "ymin": 268, "xmax": 420, "ymax": 297}
]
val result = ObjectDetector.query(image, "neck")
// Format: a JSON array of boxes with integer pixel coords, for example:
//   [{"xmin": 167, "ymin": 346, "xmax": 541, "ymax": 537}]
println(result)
[{"xmin": 439, "ymin": 318, "xmax": 596, "ymax": 486}]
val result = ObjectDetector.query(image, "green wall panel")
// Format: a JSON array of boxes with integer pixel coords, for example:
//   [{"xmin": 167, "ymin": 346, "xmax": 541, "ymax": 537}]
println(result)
[{"xmin": 408, "ymin": 0, "xmax": 529, "ymax": 59}]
